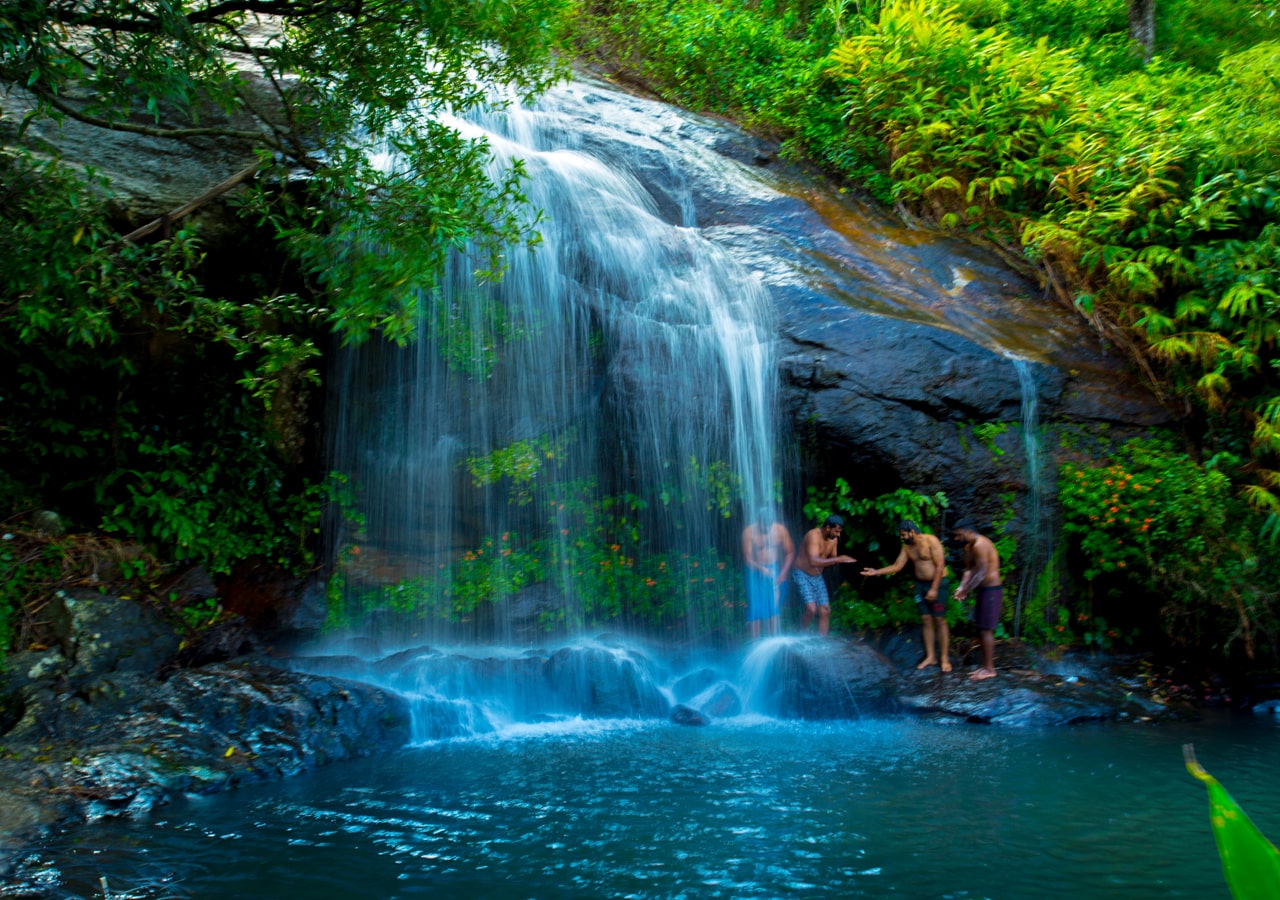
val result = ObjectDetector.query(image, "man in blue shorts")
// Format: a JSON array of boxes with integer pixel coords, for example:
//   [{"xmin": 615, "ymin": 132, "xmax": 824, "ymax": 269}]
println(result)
[
  {"xmin": 792, "ymin": 514, "xmax": 856, "ymax": 636},
  {"xmin": 951, "ymin": 519, "xmax": 1002, "ymax": 681},
  {"xmin": 742, "ymin": 508, "xmax": 795, "ymax": 639}
]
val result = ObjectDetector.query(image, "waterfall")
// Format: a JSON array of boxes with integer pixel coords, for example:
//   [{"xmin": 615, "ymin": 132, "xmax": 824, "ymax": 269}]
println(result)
[
  {"xmin": 327, "ymin": 82, "xmax": 784, "ymax": 647},
  {"xmin": 1011, "ymin": 355, "xmax": 1050, "ymax": 636}
]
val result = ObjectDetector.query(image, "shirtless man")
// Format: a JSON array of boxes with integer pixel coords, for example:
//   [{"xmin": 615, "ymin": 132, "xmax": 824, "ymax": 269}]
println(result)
[
  {"xmin": 792, "ymin": 514, "xmax": 856, "ymax": 637},
  {"xmin": 951, "ymin": 519, "xmax": 1002, "ymax": 681},
  {"xmin": 860, "ymin": 519, "xmax": 951, "ymax": 672},
  {"xmin": 741, "ymin": 508, "xmax": 796, "ymax": 639}
]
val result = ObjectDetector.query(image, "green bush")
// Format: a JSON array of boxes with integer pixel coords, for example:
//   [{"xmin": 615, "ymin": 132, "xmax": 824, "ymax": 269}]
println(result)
[{"xmin": 1059, "ymin": 435, "xmax": 1280, "ymax": 660}]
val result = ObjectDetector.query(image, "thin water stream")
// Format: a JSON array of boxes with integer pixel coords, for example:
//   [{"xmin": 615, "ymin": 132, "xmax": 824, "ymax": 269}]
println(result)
[{"xmin": 25, "ymin": 712, "xmax": 1280, "ymax": 899}]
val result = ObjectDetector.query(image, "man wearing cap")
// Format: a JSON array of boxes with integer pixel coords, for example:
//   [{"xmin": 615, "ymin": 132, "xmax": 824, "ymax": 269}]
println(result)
[
  {"xmin": 792, "ymin": 514, "xmax": 856, "ymax": 636},
  {"xmin": 860, "ymin": 520, "xmax": 952, "ymax": 672},
  {"xmin": 951, "ymin": 520, "xmax": 1002, "ymax": 680}
]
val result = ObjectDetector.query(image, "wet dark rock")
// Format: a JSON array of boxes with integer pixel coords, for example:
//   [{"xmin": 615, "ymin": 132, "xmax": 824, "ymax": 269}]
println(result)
[
  {"xmin": 544, "ymin": 645, "xmax": 669, "ymax": 717},
  {"xmin": 162, "ymin": 565, "xmax": 219, "ymax": 604},
  {"xmin": 0, "ymin": 634, "xmax": 411, "ymax": 873},
  {"xmin": 688, "ymin": 681, "xmax": 743, "ymax": 719},
  {"xmin": 752, "ymin": 638, "xmax": 900, "ymax": 719},
  {"xmin": 48, "ymin": 590, "xmax": 180, "ymax": 685},
  {"xmin": 168, "ymin": 613, "xmax": 257, "ymax": 669},
  {"xmin": 897, "ymin": 668, "xmax": 1167, "ymax": 727},
  {"xmin": 865, "ymin": 628, "xmax": 1172, "ymax": 726},
  {"xmin": 672, "ymin": 667, "xmax": 719, "ymax": 703},
  {"xmin": 670, "ymin": 704, "xmax": 710, "ymax": 726}
]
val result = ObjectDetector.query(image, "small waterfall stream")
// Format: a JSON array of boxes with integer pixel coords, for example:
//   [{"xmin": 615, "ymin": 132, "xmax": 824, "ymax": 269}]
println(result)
[
  {"xmin": 1011, "ymin": 355, "xmax": 1051, "ymax": 636},
  {"xmin": 328, "ymin": 83, "xmax": 784, "ymax": 645}
]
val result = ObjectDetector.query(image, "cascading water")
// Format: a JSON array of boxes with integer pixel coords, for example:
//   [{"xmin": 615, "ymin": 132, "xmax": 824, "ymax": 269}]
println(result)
[
  {"xmin": 1011, "ymin": 355, "xmax": 1052, "ymax": 635},
  {"xmin": 327, "ymin": 81, "xmax": 784, "ymax": 649}
]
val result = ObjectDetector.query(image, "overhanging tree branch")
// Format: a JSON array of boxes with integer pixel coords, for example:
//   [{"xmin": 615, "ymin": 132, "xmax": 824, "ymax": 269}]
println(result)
[
  {"xmin": 28, "ymin": 84, "xmax": 282, "ymax": 147},
  {"xmin": 118, "ymin": 158, "xmax": 266, "ymax": 243}
]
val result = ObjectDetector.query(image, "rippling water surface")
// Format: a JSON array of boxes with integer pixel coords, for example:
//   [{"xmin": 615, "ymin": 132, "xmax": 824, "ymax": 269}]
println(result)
[{"xmin": 24, "ymin": 713, "xmax": 1280, "ymax": 899}]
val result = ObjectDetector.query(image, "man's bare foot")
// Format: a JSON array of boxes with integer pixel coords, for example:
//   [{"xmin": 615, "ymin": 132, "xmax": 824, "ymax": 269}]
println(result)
[
  {"xmin": 916, "ymin": 657, "xmax": 938, "ymax": 670},
  {"xmin": 940, "ymin": 659, "xmax": 953, "ymax": 673},
  {"xmin": 969, "ymin": 667, "xmax": 997, "ymax": 681}
]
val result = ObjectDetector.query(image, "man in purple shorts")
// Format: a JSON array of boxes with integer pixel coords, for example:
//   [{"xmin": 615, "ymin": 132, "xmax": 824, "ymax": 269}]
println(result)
[{"xmin": 951, "ymin": 519, "xmax": 1002, "ymax": 681}]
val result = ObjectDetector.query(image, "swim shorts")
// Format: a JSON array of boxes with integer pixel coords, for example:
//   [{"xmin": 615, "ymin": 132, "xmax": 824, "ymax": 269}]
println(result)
[
  {"xmin": 915, "ymin": 579, "xmax": 949, "ymax": 618},
  {"xmin": 746, "ymin": 566, "xmax": 779, "ymax": 622},
  {"xmin": 792, "ymin": 569, "xmax": 829, "ymax": 608},
  {"xmin": 974, "ymin": 585, "xmax": 1003, "ymax": 631}
]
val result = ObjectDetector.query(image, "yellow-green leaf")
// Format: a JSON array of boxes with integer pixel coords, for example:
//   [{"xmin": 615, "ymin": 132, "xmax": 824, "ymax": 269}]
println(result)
[{"xmin": 1185, "ymin": 745, "xmax": 1280, "ymax": 900}]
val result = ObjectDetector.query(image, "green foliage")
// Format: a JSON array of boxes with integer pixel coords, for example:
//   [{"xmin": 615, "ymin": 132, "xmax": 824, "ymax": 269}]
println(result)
[
  {"xmin": 334, "ymin": 485, "xmax": 742, "ymax": 637},
  {"xmin": 0, "ymin": 537, "xmax": 33, "ymax": 658},
  {"xmin": 467, "ymin": 437, "xmax": 564, "ymax": 505},
  {"xmin": 0, "ymin": 0, "xmax": 572, "ymax": 603},
  {"xmin": 970, "ymin": 421, "xmax": 1009, "ymax": 458},
  {"xmin": 1018, "ymin": 544, "xmax": 1069, "ymax": 646},
  {"xmin": 564, "ymin": 1, "xmax": 1280, "ymax": 527},
  {"xmin": 3, "ymin": 0, "xmax": 572, "ymax": 340},
  {"xmin": 1059, "ymin": 435, "xmax": 1280, "ymax": 659},
  {"xmin": 172, "ymin": 596, "xmax": 224, "ymax": 635},
  {"xmin": 804, "ymin": 481, "xmax": 951, "ymax": 633},
  {"xmin": 804, "ymin": 479, "xmax": 948, "ymax": 553}
]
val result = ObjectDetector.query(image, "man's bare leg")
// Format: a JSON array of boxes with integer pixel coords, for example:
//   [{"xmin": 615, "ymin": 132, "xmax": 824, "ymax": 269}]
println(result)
[
  {"xmin": 800, "ymin": 603, "xmax": 815, "ymax": 632},
  {"xmin": 917, "ymin": 615, "xmax": 938, "ymax": 669},
  {"xmin": 817, "ymin": 606, "xmax": 830, "ymax": 636},
  {"xmin": 970, "ymin": 629, "xmax": 997, "ymax": 680},
  {"xmin": 936, "ymin": 617, "xmax": 952, "ymax": 672}
]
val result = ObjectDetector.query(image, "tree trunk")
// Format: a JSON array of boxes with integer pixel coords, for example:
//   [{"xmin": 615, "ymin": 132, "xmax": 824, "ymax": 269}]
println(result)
[{"xmin": 1129, "ymin": 0, "xmax": 1156, "ymax": 63}]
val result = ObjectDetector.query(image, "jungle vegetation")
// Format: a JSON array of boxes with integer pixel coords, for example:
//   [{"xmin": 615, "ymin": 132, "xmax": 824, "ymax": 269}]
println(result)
[
  {"xmin": 3, "ymin": 0, "xmax": 1280, "ymax": 670},
  {"xmin": 565, "ymin": 0, "xmax": 1280, "ymax": 665},
  {"xmin": 0, "ymin": 0, "xmax": 570, "ymax": 649}
]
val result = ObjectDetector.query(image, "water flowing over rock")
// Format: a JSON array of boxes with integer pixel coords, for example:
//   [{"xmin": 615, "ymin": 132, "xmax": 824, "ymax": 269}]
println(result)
[
  {"xmin": 0, "ymin": 68, "xmax": 1198, "ymax": 890},
  {"xmin": 740, "ymin": 637, "xmax": 900, "ymax": 719},
  {"xmin": 326, "ymin": 73, "xmax": 1169, "ymax": 647}
]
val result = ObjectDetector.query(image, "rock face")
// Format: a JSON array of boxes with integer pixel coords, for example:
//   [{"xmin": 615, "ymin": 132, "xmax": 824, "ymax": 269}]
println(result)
[
  {"xmin": 12, "ymin": 71, "xmax": 1173, "ymax": 543},
  {"xmin": 0, "ymin": 595, "xmax": 411, "ymax": 873},
  {"xmin": 547, "ymin": 75, "xmax": 1173, "ymax": 533}
]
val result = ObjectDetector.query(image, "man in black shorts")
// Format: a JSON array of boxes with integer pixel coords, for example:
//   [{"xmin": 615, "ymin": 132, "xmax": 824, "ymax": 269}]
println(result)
[{"xmin": 861, "ymin": 520, "xmax": 951, "ymax": 671}]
